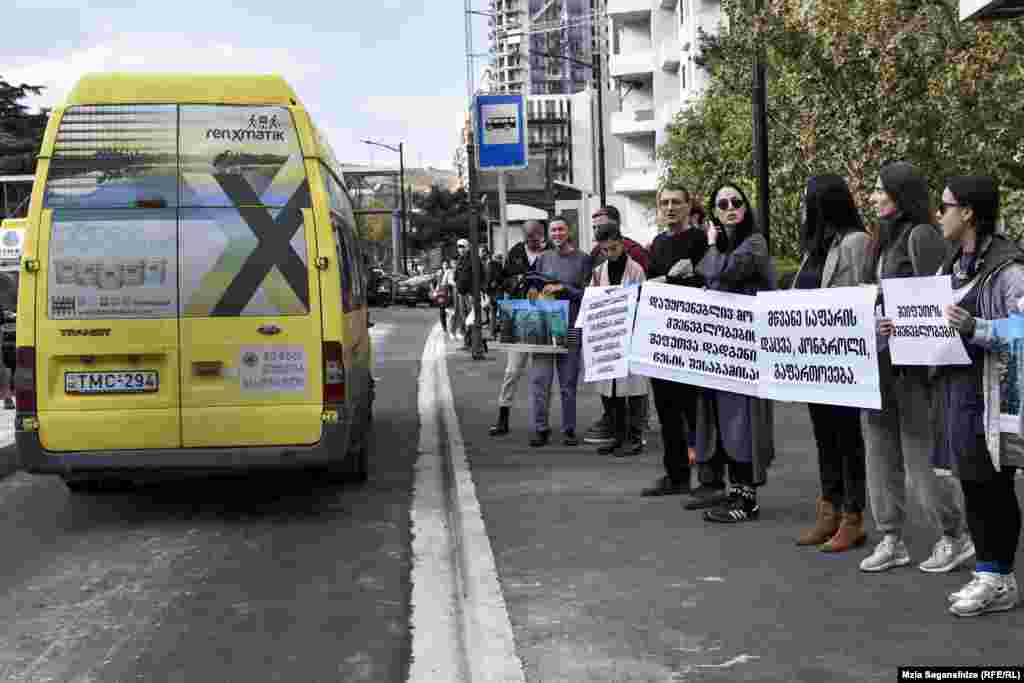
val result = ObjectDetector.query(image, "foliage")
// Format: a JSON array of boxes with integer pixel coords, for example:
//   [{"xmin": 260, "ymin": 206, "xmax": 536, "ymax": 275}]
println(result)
[
  {"xmin": 658, "ymin": 0, "xmax": 1024, "ymax": 261},
  {"xmin": 408, "ymin": 186, "xmax": 484, "ymax": 250},
  {"xmin": 354, "ymin": 198, "xmax": 390, "ymax": 242},
  {"xmin": 0, "ymin": 78, "xmax": 48, "ymax": 175}
]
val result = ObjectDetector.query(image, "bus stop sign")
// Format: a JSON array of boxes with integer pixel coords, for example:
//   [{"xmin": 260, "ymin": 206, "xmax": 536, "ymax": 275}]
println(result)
[{"xmin": 475, "ymin": 94, "xmax": 528, "ymax": 171}]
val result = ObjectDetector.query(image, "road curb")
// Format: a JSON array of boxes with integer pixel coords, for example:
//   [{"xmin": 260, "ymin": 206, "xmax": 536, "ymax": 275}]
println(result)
[{"xmin": 408, "ymin": 324, "xmax": 526, "ymax": 683}]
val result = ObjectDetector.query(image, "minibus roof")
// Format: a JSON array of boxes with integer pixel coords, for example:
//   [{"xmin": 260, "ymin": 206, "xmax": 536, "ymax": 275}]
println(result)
[{"xmin": 64, "ymin": 73, "xmax": 301, "ymax": 106}]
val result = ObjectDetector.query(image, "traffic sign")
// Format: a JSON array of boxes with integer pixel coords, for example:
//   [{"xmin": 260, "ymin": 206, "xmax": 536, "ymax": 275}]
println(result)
[{"xmin": 475, "ymin": 94, "xmax": 528, "ymax": 171}]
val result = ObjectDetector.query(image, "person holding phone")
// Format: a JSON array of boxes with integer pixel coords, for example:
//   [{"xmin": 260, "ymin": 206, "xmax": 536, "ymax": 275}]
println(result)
[{"xmin": 690, "ymin": 183, "xmax": 777, "ymax": 523}]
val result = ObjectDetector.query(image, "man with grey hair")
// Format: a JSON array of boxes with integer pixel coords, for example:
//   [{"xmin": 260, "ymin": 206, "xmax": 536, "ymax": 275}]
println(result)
[
  {"xmin": 488, "ymin": 219, "xmax": 550, "ymax": 436},
  {"xmin": 452, "ymin": 238, "xmax": 473, "ymax": 349}
]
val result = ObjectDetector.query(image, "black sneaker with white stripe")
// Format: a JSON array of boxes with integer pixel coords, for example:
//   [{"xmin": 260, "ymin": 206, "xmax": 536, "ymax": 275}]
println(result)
[{"xmin": 703, "ymin": 487, "xmax": 759, "ymax": 523}]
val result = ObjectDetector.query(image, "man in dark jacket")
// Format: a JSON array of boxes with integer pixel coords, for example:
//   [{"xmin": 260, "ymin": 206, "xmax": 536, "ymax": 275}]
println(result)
[
  {"xmin": 641, "ymin": 183, "xmax": 711, "ymax": 497},
  {"xmin": 453, "ymin": 238, "xmax": 473, "ymax": 349}
]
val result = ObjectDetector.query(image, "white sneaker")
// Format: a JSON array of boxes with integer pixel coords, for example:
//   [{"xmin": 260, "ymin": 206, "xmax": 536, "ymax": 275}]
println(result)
[
  {"xmin": 949, "ymin": 573, "xmax": 985, "ymax": 603},
  {"xmin": 949, "ymin": 573, "xmax": 1019, "ymax": 617},
  {"xmin": 860, "ymin": 534, "xmax": 911, "ymax": 572},
  {"xmin": 920, "ymin": 534, "xmax": 976, "ymax": 574}
]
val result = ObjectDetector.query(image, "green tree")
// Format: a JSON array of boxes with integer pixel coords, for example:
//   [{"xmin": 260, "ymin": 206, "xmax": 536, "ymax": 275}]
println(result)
[
  {"xmin": 0, "ymin": 78, "xmax": 48, "ymax": 175},
  {"xmin": 659, "ymin": 0, "xmax": 1024, "ymax": 261}
]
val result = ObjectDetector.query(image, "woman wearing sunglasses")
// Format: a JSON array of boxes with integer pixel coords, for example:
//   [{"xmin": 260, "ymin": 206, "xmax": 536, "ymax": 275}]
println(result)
[
  {"xmin": 690, "ymin": 183, "xmax": 777, "ymax": 523},
  {"xmin": 792, "ymin": 175, "xmax": 871, "ymax": 552},
  {"xmin": 934, "ymin": 176, "xmax": 1024, "ymax": 616},
  {"xmin": 864, "ymin": 161, "xmax": 970, "ymax": 575}
]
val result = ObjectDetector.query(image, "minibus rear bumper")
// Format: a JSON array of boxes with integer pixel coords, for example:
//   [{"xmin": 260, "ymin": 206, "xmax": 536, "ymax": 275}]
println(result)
[{"xmin": 15, "ymin": 406, "xmax": 355, "ymax": 477}]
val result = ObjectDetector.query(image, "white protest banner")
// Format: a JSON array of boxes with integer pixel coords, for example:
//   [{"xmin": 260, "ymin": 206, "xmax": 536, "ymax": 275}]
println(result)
[
  {"xmin": 629, "ymin": 282, "xmax": 759, "ymax": 395},
  {"xmin": 575, "ymin": 284, "xmax": 617, "ymax": 329},
  {"xmin": 756, "ymin": 286, "xmax": 880, "ymax": 409},
  {"xmin": 881, "ymin": 275, "xmax": 970, "ymax": 366},
  {"xmin": 581, "ymin": 284, "xmax": 637, "ymax": 383}
]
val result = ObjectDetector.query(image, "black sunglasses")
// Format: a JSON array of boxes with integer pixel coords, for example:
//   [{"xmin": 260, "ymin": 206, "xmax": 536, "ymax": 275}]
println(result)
[
  {"xmin": 938, "ymin": 202, "xmax": 963, "ymax": 216},
  {"xmin": 716, "ymin": 197, "xmax": 745, "ymax": 211}
]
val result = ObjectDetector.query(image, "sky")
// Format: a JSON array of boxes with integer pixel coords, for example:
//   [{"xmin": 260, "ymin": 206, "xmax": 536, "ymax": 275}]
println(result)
[{"xmin": 1, "ymin": 1, "xmax": 492, "ymax": 172}]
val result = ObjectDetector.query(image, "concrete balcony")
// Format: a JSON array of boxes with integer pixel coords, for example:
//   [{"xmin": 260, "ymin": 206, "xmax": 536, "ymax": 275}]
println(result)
[
  {"xmin": 613, "ymin": 166, "xmax": 659, "ymax": 195},
  {"xmin": 611, "ymin": 108, "xmax": 657, "ymax": 137},
  {"xmin": 606, "ymin": 0, "xmax": 653, "ymax": 20},
  {"xmin": 608, "ymin": 50, "xmax": 656, "ymax": 79},
  {"xmin": 659, "ymin": 39, "xmax": 681, "ymax": 71}
]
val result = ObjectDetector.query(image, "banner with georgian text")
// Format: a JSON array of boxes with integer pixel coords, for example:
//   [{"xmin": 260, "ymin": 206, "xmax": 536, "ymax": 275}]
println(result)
[
  {"xmin": 628, "ymin": 283, "xmax": 759, "ymax": 395},
  {"xmin": 756, "ymin": 286, "xmax": 881, "ymax": 409}
]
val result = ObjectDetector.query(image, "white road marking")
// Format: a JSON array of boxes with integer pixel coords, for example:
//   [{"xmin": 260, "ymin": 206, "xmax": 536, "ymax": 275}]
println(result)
[
  {"xmin": 695, "ymin": 654, "xmax": 761, "ymax": 668},
  {"xmin": 408, "ymin": 324, "xmax": 525, "ymax": 683}
]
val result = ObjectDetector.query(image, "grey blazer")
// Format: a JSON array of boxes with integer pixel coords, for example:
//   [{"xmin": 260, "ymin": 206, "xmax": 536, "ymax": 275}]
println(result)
[{"xmin": 791, "ymin": 230, "xmax": 869, "ymax": 290}]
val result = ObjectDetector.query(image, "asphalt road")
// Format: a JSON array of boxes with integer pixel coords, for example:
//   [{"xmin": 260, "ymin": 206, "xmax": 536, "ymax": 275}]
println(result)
[{"xmin": 0, "ymin": 305, "xmax": 436, "ymax": 683}]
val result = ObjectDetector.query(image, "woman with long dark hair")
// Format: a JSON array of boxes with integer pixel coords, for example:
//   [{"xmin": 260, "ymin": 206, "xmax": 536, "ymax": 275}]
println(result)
[
  {"xmin": 688, "ymin": 182, "xmax": 777, "ymax": 523},
  {"xmin": 863, "ymin": 161, "xmax": 970, "ymax": 574},
  {"xmin": 792, "ymin": 175, "xmax": 870, "ymax": 551},
  {"xmin": 935, "ymin": 175, "xmax": 1024, "ymax": 616}
]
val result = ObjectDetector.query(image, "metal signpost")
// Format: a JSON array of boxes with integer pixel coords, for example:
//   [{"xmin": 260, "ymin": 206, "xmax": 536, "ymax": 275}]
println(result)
[{"xmin": 471, "ymin": 93, "xmax": 528, "ymax": 359}]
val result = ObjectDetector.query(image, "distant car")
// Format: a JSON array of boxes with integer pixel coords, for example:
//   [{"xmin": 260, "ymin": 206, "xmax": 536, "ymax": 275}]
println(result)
[
  {"xmin": 367, "ymin": 269, "xmax": 396, "ymax": 307},
  {"xmin": 393, "ymin": 273, "xmax": 435, "ymax": 307}
]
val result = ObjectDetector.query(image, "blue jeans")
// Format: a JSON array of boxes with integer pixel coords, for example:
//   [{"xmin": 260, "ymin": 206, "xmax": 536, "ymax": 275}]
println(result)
[{"xmin": 528, "ymin": 349, "xmax": 581, "ymax": 434}]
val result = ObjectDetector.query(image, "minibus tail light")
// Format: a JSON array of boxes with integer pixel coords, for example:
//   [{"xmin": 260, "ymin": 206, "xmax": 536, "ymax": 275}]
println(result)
[
  {"xmin": 323, "ymin": 341, "xmax": 345, "ymax": 405},
  {"xmin": 15, "ymin": 346, "xmax": 36, "ymax": 415}
]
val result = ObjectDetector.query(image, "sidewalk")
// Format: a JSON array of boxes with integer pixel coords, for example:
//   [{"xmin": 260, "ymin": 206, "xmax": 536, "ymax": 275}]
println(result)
[{"xmin": 441, "ymin": 334, "xmax": 1024, "ymax": 683}]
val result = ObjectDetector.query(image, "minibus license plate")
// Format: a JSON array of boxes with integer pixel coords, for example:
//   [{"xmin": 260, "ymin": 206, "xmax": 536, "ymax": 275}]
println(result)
[{"xmin": 65, "ymin": 371, "xmax": 159, "ymax": 395}]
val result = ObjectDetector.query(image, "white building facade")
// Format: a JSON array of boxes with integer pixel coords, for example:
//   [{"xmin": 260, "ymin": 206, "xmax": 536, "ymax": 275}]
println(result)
[{"xmin": 603, "ymin": 0, "xmax": 721, "ymax": 246}]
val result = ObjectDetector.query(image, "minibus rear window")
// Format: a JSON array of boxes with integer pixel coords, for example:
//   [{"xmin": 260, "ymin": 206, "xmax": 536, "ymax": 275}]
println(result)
[{"xmin": 44, "ymin": 105, "xmax": 178, "ymax": 209}]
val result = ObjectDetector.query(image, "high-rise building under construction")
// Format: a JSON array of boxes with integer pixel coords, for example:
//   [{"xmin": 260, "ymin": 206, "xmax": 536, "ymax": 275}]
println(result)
[{"xmin": 488, "ymin": 0, "xmax": 599, "ymax": 96}]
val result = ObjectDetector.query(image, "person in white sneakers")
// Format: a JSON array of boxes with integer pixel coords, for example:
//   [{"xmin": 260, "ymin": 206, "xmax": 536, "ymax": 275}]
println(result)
[
  {"xmin": 863, "ymin": 161, "xmax": 972, "ymax": 574},
  {"xmin": 934, "ymin": 175, "xmax": 1023, "ymax": 617}
]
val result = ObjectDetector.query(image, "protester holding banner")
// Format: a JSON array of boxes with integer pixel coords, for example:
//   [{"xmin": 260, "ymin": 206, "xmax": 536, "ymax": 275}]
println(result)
[
  {"xmin": 862, "ymin": 161, "xmax": 970, "ymax": 574},
  {"xmin": 584, "ymin": 206, "xmax": 651, "ymax": 448},
  {"xmin": 527, "ymin": 216, "xmax": 593, "ymax": 447},
  {"xmin": 641, "ymin": 182, "xmax": 710, "ymax": 497},
  {"xmin": 589, "ymin": 223, "xmax": 648, "ymax": 457},
  {"xmin": 931, "ymin": 176, "xmax": 1024, "ymax": 616},
  {"xmin": 488, "ymin": 220, "xmax": 550, "ymax": 437},
  {"xmin": 690, "ymin": 182, "xmax": 777, "ymax": 523},
  {"xmin": 791, "ymin": 175, "xmax": 871, "ymax": 551}
]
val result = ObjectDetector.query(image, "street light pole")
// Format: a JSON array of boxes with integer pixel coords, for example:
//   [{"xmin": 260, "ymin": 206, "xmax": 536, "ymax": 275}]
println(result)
[
  {"xmin": 594, "ymin": 51, "xmax": 607, "ymax": 207},
  {"xmin": 752, "ymin": 0, "xmax": 770, "ymax": 250},
  {"xmin": 362, "ymin": 139, "xmax": 408, "ymax": 274},
  {"xmin": 398, "ymin": 142, "xmax": 408, "ymax": 274}
]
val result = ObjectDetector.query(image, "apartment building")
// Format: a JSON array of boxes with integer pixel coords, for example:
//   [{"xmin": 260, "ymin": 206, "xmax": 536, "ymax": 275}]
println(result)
[
  {"xmin": 604, "ymin": 0, "xmax": 720, "ymax": 245},
  {"xmin": 489, "ymin": 0, "xmax": 599, "ymax": 96}
]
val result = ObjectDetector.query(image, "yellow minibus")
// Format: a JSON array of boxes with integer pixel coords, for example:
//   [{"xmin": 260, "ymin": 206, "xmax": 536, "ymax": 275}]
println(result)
[{"xmin": 15, "ymin": 73, "xmax": 374, "ymax": 489}]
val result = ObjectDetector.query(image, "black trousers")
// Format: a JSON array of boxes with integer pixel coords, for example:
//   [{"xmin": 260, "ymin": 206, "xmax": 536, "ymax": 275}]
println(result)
[
  {"xmin": 961, "ymin": 468, "xmax": 1021, "ymax": 570},
  {"xmin": 439, "ymin": 305, "xmax": 448, "ymax": 332},
  {"xmin": 602, "ymin": 393, "xmax": 644, "ymax": 444},
  {"xmin": 650, "ymin": 378, "xmax": 696, "ymax": 485},
  {"xmin": 699, "ymin": 393, "xmax": 755, "ymax": 488},
  {"xmin": 808, "ymin": 402, "xmax": 867, "ymax": 513}
]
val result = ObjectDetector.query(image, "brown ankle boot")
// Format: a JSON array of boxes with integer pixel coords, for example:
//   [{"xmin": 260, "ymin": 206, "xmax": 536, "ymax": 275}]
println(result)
[
  {"xmin": 796, "ymin": 497, "xmax": 839, "ymax": 546},
  {"xmin": 820, "ymin": 511, "xmax": 866, "ymax": 553}
]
